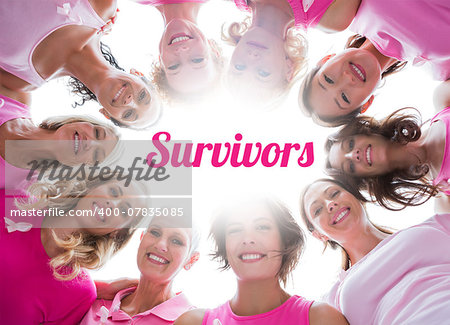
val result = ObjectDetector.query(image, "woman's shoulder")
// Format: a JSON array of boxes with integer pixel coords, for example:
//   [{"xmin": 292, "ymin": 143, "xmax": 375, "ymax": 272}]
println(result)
[
  {"xmin": 309, "ymin": 302, "xmax": 349, "ymax": 325},
  {"xmin": 174, "ymin": 308, "xmax": 206, "ymax": 325}
]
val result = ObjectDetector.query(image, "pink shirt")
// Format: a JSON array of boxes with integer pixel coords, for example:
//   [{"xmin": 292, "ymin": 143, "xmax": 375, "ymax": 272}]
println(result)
[
  {"xmin": 325, "ymin": 214, "xmax": 450, "ymax": 325},
  {"xmin": 133, "ymin": 0, "xmax": 206, "ymax": 4},
  {"xmin": 349, "ymin": 0, "xmax": 450, "ymax": 80},
  {"xmin": 0, "ymin": 0, "xmax": 108, "ymax": 87},
  {"xmin": 0, "ymin": 215, "xmax": 96, "ymax": 324},
  {"xmin": 81, "ymin": 287, "xmax": 194, "ymax": 324},
  {"xmin": 431, "ymin": 107, "xmax": 450, "ymax": 195},
  {"xmin": 202, "ymin": 295, "xmax": 313, "ymax": 325},
  {"xmin": 0, "ymin": 94, "xmax": 32, "ymax": 191},
  {"xmin": 232, "ymin": 0, "xmax": 333, "ymax": 29}
]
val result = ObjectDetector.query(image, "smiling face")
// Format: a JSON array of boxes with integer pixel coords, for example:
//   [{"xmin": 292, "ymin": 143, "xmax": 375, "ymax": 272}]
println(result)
[
  {"xmin": 137, "ymin": 225, "xmax": 191, "ymax": 284},
  {"xmin": 159, "ymin": 19, "xmax": 217, "ymax": 93},
  {"xmin": 328, "ymin": 134, "xmax": 392, "ymax": 176},
  {"xmin": 97, "ymin": 73, "xmax": 160, "ymax": 127},
  {"xmin": 74, "ymin": 181, "xmax": 147, "ymax": 235},
  {"xmin": 308, "ymin": 49, "xmax": 381, "ymax": 119},
  {"xmin": 52, "ymin": 121, "xmax": 117, "ymax": 166},
  {"xmin": 227, "ymin": 27, "xmax": 291, "ymax": 102},
  {"xmin": 225, "ymin": 202, "xmax": 283, "ymax": 282},
  {"xmin": 303, "ymin": 181, "xmax": 366, "ymax": 244}
]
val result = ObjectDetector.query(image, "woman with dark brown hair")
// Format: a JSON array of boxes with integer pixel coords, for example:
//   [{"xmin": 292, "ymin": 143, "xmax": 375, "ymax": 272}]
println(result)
[
  {"xmin": 300, "ymin": 178, "xmax": 450, "ymax": 325},
  {"xmin": 0, "ymin": 0, "xmax": 161, "ymax": 128},
  {"xmin": 298, "ymin": 0, "xmax": 450, "ymax": 127},
  {"xmin": 175, "ymin": 196, "xmax": 348, "ymax": 325},
  {"xmin": 325, "ymin": 107, "xmax": 449, "ymax": 212}
]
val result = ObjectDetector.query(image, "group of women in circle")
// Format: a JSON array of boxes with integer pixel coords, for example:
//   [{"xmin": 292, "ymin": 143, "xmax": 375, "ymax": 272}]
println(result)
[{"xmin": 0, "ymin": 0, "xmax": 449, "ymax": 324}]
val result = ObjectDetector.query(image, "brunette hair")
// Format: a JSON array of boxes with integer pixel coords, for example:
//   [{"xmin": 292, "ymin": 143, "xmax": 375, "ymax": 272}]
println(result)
[
  {"xmin": 210, "ymin": 197, "xmax": 304, "ymax": 286},
  {"xmin": 299, "ymin": 178, "xmax": 392, "ymax": 270},
  {"xmin": 325, "ymin": 109, "xmax": 439, "ymax": 210},
  {"xmin": 299, "ymin": 34, "xmax": 407, "ymax": 127}
]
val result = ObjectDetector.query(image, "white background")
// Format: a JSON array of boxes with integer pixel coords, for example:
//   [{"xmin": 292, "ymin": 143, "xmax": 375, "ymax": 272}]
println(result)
[{"xmin": 30, "ymin": 0, "xmax": 440, "ymax": 307}]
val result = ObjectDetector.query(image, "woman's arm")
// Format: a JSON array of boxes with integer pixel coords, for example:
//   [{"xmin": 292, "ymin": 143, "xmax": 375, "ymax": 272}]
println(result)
[
  {"xmin": 435, "ymin": 193, "xmax": 450, "ymax": 214},
  {"xmin": 309, "ymin": 302, "xmax": 349, "ymax": 325},
  {"xmin": 174, "ymin": 309, "xmax": 206, "ymax": 325},
  {"xmin": 317, "ymin": 0, "xmax": 362, "ymax": 33},
  {"xmin": 95, "ymin": 278, "xmax": 139, "ymax": 300}
]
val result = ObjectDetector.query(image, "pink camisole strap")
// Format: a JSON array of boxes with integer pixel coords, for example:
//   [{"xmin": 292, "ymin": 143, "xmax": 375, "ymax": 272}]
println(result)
[{"xmin": 431, "ymin": 106, "xmax": 450, "ymax": 195}]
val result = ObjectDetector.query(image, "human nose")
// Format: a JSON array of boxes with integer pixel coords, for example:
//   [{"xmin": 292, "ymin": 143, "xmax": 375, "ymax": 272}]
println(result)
[
  {"xmin": 175, "ymin": 44, "xmax": 190, "ymax": 54},
  {"xmin": 154, "ymin": 238, "xmax": 169, "ymax": 252},
  {"xmin": 123, "ymin": 93, "xmax": 132, "ymax": 105},
  {"xmin": 247, "ymin": 49, "xmax": 261, "ymax": 60},
  {"xmin": 326, "ymin": 200, "xmax": 338, "ymax": 213},
  {"xmin": 342, "ymin": 69, "xmax": 356, "ymax": 85},
  {"xmin": 242, "ymin": 230, "xmax": 256, "ymax": 245},
  {"xmin": 345, "ymin": 148, "xmax": 361, "ymax": 162}
]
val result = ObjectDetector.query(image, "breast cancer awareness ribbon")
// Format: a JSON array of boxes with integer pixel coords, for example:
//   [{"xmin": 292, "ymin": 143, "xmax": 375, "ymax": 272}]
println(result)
[
  {"xmin": 4, "ymin": 217, "xmax": 32, "ymax": 233},
  {"xmin": 100, "ymin": 306, "xmax": 110, "ymax": 324},
  {"xmin": 302, "ymin": 0, "xmax": 315, "ymax": 12},
  {"xmin": 57, "ymin": 3, "xmax": 81, "ymax": 23},
  {"xmin": 213, "ymin": 319, "xmax": 223, "ymax": 325}
]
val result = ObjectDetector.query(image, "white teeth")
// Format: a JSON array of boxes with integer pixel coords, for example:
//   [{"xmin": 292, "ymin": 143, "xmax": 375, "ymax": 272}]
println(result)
[
  {"xmin": 241, "ymin": 254, "xmax": 263, "ymax": 261},
  {"xmin": 147, "ymin": 254, "xmax": 169, "ymax": 264},
  {"xmin": 170, "ymin": 36, "xmax": 190, "ymax": 45},
  {"xmin": 334, "ymin": 209, "xmax": 348, "ymax": 223},
  {"xmin": 74, "ymin": 133, "xmax": 79, "ymax": 154},
  {"xmin": 113, "ymin": 85, "xmax": 125, "ymax": 102},
  {"xmin": 93, "ymin": 203, "xmax": 105, "ymax": 222},
  {"xmin": 366, "ymin": 146, "xmax": 372, "ymax": 165},
  {"xmin": 350, "ymin": 63, "xmax": 364, "ymax": 80}
]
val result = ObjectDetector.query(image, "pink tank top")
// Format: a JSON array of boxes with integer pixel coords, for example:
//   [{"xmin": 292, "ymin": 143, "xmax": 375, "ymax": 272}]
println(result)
[
  {"xmin": 0, "ymin": 94, "xmax": 32, "ymax": 191},
  {"xmin": 233, "ymin": 0, "xmax": 333, "ymax": 29},
  {"xmin": 431, "ymin": 107, "xmax": 450, "ymax": 195},
  {"xmin": 0, "ymin": 0, "xmax": 108, "ymax": 87},
  {"xmin": 349, "ymin": 0, "xmax": 450, "ymax": 81},
  {"xmin": 203, "ymin": 295, "xmax": 313, "ymax": 325}
]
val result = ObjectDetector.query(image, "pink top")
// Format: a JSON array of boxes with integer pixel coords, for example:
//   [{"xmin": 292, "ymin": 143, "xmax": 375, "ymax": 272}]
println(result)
[
  {"xmin": 431, "ymin": 107, "xmax": 450, "ymax": 195},
  {"xmin": 133, "ymin": 0, "xmax": 206, "ymax": 4},
  {"xmin": 0, "ymin": 215, "xmax": 97, "ymax": 324},
  {"xmin": 81, "ymin": 287, "xmax": 194, "ymax": 324},
  {"xmin": 349, "ymin": 0, "xmax": 450, "ymax": 81},
  {"xmin": 0, "ymin": 0, "xmax": 108, "ymax": 87},
  {"xmin": 233, "ymin": 0, "xmax": 333, "ymax": 29},
  {"xmin": 202, "ymin": 295, "xmax": 313, "ymax": 325},
  {"xmin": 325, "ymin": 214, "xmax": 450, "ymax": 325},
  {"xmin": 0, "ymin": 94, "xmax": 32, "ymax": 191}
]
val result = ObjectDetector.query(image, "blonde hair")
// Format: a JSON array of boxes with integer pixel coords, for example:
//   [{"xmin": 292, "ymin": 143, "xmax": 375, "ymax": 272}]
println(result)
[
  {"xmin": 150, "ymin": 40, "xmax": 225, "ymax": 104},
  {"xmin": 18, "ymin": 178, "xmax": 147, "ymax": 281},
  {"xmin": 222, "ymin": 17, "xmax": 308, "ymax": 91},
  {"xmin": 38, "ymin": 114, "xmax": 124, "ymax": 167}
]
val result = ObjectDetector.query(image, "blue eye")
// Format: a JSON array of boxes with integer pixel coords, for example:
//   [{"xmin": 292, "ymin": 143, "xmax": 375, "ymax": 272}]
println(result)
[
  {"xmin": 110, "ymin": 187, "xmax": 119, "ymax": 197},
  {"xmin": 192, "ymin": 58, "xmax": 204, "ymax": 64},
  {"xmin": 168, "ymin": 64, "xmax": 180, "ymax": 70},
  {"xmin": 150, "ymin": 229, "xmax": 161, "ymax": 237},
  {"xmin": 235, "ymin": 64, "xmax": 246, "ymax": 71},
  {"xmin": 349, "ymin": 139, "xmax": 355, "ymax": 150},
  {"xmin": 257, "ymin": 70, "xmax": 271, "ymax": 78},
  {"xmin": 349, "ymin": 162, "xmax": 355, "ymax": 174},
  {"xmin": 172, "ymin": 238, "xmax": 184, "ymax": 246},
  {"xmin": 256, "ymin": 224, "xmax": 270, "ymax": 230}
]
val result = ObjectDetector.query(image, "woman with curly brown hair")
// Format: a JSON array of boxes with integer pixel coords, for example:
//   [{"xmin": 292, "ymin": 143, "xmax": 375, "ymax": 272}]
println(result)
[
  {"xmin": 325, "ymin": 107, "xmax": 449, "ymax": 212},
  {"xmin": 300, "ymin": 178, "xmax": 450, "ymax": 325},
  {"xmin": 175, "ymin": 196, "xmax": 348, "ymax": 325},
  {"xmin": 0, "ymin": 0, "xmax": 161, "ymax": 128},
  {"xmin": 0, "ymin": 177, "xmax": 149, "ymax": 324},
  {"xmin": 298, "ymin": 0, "xmax": 450, "ymax": 127}
]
